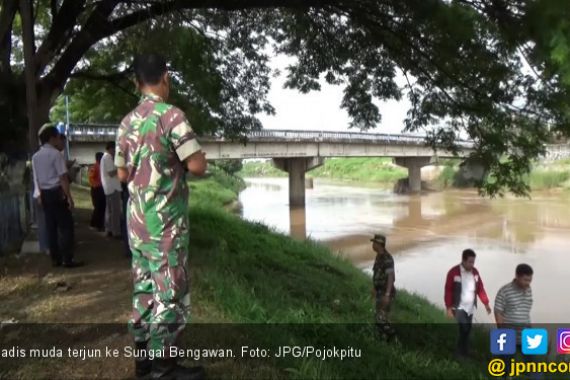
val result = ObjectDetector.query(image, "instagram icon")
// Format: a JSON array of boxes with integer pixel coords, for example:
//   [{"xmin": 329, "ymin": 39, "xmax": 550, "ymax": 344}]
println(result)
[{"xmin": 558, "ymin": 329, "xmax": 570, "ymax": 354}]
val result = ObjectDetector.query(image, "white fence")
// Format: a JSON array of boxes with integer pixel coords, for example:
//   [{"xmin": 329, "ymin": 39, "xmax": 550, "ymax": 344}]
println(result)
[{"xmin": 542, "ymin": 144, "xmax": 570, "ymax": 161}]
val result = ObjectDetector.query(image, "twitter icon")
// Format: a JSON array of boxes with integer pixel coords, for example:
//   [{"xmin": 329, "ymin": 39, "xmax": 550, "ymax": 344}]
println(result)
[{"xmin": 522, "ymin": 329, "xmax": 548, "ymax": 355}]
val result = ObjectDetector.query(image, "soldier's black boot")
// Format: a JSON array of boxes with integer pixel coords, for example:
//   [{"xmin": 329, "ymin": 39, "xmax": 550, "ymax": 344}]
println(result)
[
  {"xmin": 151, "ymin": 358, "xmax": 205, "ymax": 380},
  {"xmin": 134, "ymin": 341, "xmax": 152, "ymax": 379}
]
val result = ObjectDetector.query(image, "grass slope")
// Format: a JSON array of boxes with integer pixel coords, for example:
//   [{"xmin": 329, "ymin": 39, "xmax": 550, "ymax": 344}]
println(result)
[
  {"xmin": 240, "ymin": 158, "xmax": 407, "ymax": 184},
  {"xmin": 184, "ymin": 168, "xmax": 488, "ymax": 379},
  {"xmin": 186, "ymin": 204, "xmax": 488, "ymax": 379}
]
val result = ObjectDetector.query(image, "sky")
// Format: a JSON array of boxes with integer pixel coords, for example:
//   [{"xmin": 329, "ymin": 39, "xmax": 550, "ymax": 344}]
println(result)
[{"xmin": 258, "ymin": 54, "xmax": 413, "ymax": 135}]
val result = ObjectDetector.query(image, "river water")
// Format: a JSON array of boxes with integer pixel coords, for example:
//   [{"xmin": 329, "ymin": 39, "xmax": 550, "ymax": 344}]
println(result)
[{"xmin": 239, "ymin": 177, "xmax": 570, "ymax": 323}]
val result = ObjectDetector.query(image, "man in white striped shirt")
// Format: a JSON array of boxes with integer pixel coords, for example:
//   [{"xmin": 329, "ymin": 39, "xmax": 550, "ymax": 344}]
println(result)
[
  {"xmin": 494, "ymin": 265, "xmax": 539, "ymax": 379},
  {"xmin": 494, "ymin": 263, "xmax": 533, "ymax": 329}
]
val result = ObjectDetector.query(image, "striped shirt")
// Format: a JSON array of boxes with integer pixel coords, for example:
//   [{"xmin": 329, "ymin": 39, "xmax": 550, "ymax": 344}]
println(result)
[{"xmin": 494, "ymin": 280, "xmax": 532, "ymax": 327}]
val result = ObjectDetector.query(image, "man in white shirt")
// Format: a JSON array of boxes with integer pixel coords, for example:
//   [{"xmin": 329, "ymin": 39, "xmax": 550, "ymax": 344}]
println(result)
[
  {"xmin": 31, "ymin": 126, "xmax": 82, "ymax": 268},
  {"xmin": 32, "ymin": 166, "xmax": 49, "ymax": 255},
  {"xmin": 444, "ymin": 249, "xmax": 492, "ymax": 358},
  {"xmin": 100, "ymin": 141, "xmax": 122, "ymax": 238}
]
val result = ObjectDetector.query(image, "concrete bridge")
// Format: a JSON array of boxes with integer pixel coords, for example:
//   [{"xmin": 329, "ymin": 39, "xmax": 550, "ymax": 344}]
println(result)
[{"xmin": 67, "ymin": 124, "xmax": 473, "ymax": 206}]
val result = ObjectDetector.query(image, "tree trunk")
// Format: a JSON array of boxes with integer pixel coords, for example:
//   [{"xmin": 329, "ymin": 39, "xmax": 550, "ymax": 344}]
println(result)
[{"xmin": 19, "ymin": 0, "xmax": 40, "ymax": 152}]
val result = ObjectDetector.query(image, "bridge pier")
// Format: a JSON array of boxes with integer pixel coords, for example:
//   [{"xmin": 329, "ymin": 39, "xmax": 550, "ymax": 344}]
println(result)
[
  {"xmin": 394, "ymin": 157, "xmax": 433, "ymax": 193},
  {"xmin": 272, "ymin": 157, "xmax": 324, "ymax": 207}
]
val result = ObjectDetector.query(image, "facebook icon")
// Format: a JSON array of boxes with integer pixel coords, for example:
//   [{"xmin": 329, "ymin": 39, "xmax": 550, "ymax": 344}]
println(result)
[{"xmin": 491, "ymin": 329, "xmax": 517, "ymax": 355}]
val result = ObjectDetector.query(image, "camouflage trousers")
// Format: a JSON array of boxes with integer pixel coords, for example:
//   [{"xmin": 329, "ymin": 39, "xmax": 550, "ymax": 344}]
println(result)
[
  {"xmin": 129, "ymin": 243, "xmax": 190, "ymax": 354},
  {"xmin": 375, "ymin": 292, "xmax": 396, "ymax": 340}
]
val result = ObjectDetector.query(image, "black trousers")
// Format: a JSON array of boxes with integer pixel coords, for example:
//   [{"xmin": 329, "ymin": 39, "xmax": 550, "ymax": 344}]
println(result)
[
  {"xmin": 455, "ymin": 309, "xmax": 473, "ymax": 356},
  {"xmin": 120, "ymin": 184, "xmax": 131, "ymax": 257},
  {"xmin": 41, "ymin": 187, "xmax": 74, "ymax": 265},
  {"xmin": 90, "ymin": 186, "xmax": 106, "ymax": 230}
]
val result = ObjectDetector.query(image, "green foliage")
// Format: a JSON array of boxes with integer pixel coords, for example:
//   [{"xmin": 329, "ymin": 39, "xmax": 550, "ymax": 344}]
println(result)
[
  {"xmin": 528, "ymin": 170, "xmax": 570, "ymax": 190},
  {"xmin": 239, "ymin": 161, "xmax": 287, "ymax": 178},
  {"xmin": 4, "ymin": 0, "xmax": 570, "ymax": 196},
  {"xmin": 240, "ymin": 158, "xmax": 407, "ymax": 183},
  {"xmin": 189, "ymin": 164, "xmax": 245, "ymax": 209},
  {"xmin": 310, "ymin": 158, "xmax": 407, "ymax": 183},
  {"xmin": 212, "ymin": 159, "xmax": 244, "ymax": 175},
  {"xmin": 49, "ymin": 16, "xmax": 273, "ymax": 136}
]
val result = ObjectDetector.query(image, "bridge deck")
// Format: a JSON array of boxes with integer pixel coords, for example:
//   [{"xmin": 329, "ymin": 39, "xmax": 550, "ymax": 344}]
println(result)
[{"xmin": 67, "ymin": 124, "xmax": 473, "ymax": 148}]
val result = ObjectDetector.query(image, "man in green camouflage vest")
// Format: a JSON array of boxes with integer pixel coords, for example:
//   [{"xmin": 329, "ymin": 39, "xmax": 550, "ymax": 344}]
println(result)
[
  {"xmin": 116, "ymin": 53, "xmax": 207, "ymax": 379},
  {"xmin": 371, "ymin": 234, "xmax": 397, "ymax": 341}
]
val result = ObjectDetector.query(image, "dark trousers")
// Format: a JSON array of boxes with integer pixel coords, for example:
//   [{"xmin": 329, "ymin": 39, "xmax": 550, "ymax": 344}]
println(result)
[
  {"xmin": 41, "ymin": 187, "xmax": 74, "ymax": 265},
  {"xmin": 90, "ymin": 186, "xmax": 106, "ymax": 230},
  {"xmin": 121, "ymin": 185, "xmax": 131, "ymax": 258},
  {"xmin": 455, "ymin": 309, "xmax": 473, "ymax": 356}
]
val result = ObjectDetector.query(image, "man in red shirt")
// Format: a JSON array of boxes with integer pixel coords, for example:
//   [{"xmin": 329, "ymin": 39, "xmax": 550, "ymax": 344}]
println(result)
[
  {"xmin": 88, "ymin": 152, "xmax": 106, "ymax": 231},
  {"xmin": 444, "ymin": 249, "xmax": 492, "ymax": 359}
]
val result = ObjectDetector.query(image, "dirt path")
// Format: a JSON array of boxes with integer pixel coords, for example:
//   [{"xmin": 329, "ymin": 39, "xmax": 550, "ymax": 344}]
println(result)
[
  {"xmin": 0, "ymin": 205, "xmax": 132, "ymax": 324},
  {"xmin": 0, "ymin": 193, "xmax": 139, "ymax": 379}
]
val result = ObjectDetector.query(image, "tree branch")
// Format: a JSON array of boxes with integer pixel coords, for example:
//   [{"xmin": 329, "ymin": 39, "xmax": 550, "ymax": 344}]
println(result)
[
  {"xmin": 69, "ymin": 67, "xmax": 132, "ymax": 81},
  {"xmin": 50, "ymin": 0, "xmax": 58, "ymax": 19},
  {"xmin": 0, "ymin": 0, "xmax": 17, "ymax": 75},
  {"xmin": 107, "ymin": 0, "xmax": 337, "ymax": 34},
  {"xmin": 34, "ymin": 0, "xmax": 89, "ymax": 76},
  {"xmin": 70, "ymin": 70, "xmax": 138, "ymax": 99},
  {"xmin": 39, "ymin": 0, "xmax": 337, "ymax": 102},
  {"xmin": 0, "ymin": 0, "xmax": 18, "ymax": 49},
  {"xmin": 19, "ymin": 0, "xmax": 41, "ymax": 150}
]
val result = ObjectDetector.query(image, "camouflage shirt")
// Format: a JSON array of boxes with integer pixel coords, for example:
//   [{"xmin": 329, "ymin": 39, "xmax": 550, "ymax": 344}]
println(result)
[
  {"xmin": 372, "ymin": 251, "xmax": 396, "ymax": 294},
  {"xmin": 115, "ymin": 93, "xmax": 201, "ymax": 252}
]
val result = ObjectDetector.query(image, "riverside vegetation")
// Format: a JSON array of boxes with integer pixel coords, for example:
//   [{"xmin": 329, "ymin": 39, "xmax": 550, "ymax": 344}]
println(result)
[{"xmin": 240, "ymin": 157, "xmax": 570, "ymax": 191}]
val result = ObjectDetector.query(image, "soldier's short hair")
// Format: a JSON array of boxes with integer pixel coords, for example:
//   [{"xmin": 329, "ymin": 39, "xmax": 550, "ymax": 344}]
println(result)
[
  {"xmin": 106, "ymin": 141, "xmax": 115, "ymax": 151},
  {"xmin": 133, "ymin": 53, "xmax": 168, "ymax": 85}
]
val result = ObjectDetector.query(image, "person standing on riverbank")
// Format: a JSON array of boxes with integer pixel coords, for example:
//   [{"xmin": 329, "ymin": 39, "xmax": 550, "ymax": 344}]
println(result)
[
  {"xmin": 101, "ymin": 142, "xmax": 122, "ymax": 239},
  {"xmin": 372, "ymin": 234, "xmax": 397, "ymax": 342},
  {"xmin": 32, "ymin": 126, "xmax": 82, "ymax": 268},
  {"xmin": 494, "ymin": 264, "xmax": 536, "ymax": 378},
  {"xmin": 115, "ymin": 53, "xmax": 207, "ymax": 379},
  {"xmin": 444, "ymin": 249, "xmax": 492, "ymax": 359},
  {"xmin": 88, "ymin": 152, "xmax": 106, "ymax": 232},
  {"xmin": 494, "ymin": 264, "xmax": 533, "ymax": 332}
]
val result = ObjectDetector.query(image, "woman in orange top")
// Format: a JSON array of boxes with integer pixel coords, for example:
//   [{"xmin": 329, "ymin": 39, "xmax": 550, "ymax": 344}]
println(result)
[{"xmin": 89, "ymin": 152, "xmax": 106, "ymax": 231}]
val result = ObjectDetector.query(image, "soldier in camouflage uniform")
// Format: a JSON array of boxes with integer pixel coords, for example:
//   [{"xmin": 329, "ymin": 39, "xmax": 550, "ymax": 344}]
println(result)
[
  {"xmin": 115, "ymin": 53, "xmax": 207, "ymax": 379},
  {"xmin": 371, "ymin": 234, "xmax": 397, "ymax": 341}
]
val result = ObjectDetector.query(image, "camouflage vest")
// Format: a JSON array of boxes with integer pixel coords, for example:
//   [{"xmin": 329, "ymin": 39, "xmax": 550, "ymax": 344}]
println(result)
[{"xmin": 372, "ymin": 252, "xmax": 395, "ymax": 292}]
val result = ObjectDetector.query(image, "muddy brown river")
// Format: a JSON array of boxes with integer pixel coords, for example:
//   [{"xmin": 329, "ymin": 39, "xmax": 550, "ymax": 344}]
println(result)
[{"xmin": 239, "ymin": 178, "xmax": 570, "ymax": 323}]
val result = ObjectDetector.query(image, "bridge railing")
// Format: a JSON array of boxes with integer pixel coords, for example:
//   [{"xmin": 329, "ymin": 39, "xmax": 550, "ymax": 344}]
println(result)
[{"xmin": 68, "ymin": 124, "xmax": 474, "ymax": 148}]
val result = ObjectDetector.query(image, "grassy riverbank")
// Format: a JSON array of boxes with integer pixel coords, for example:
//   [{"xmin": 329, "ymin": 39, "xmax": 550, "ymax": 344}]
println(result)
[
  {"xmin": 183, "ymin": 171, "xmax": 488, "ymax": 379},
  {"xmin": 436, "ymin": 158, "xmax": 570, "ymax": 191},
  {"xmin": 527, "ymin": 159, "xmax": 570, "ymax": 190},
  {"xmin": 189, "ymin": 164, "xmax": 246, "ymax": 209},
  {"xmin": 240, "ymin": 158, "xmax": 407, "ymax": 183},
  {"xmin": 240, "ymin": 157, "xmax": 570, "ymax": 191},
  {"xmin": 0, "ymin": 165, "xmax": 489, "ymax": 379}
]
